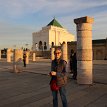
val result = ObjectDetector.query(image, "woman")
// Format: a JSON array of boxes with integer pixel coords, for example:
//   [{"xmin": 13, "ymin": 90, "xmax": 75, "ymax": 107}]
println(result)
[{"xmin": 50, "ymin": 48, "xmax": 68, "ymax": 107}]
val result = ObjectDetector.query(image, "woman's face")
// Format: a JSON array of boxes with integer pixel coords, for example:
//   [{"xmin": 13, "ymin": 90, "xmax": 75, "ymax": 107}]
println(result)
[{"xmin": 54, "ymin": 49, "xmax": 62, "ymax": 59}]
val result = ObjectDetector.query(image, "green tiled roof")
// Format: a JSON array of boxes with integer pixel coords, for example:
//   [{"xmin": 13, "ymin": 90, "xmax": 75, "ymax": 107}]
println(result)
[{"xmin": 47, "ymin": 18, "xmax": 63, "ymax": 28}]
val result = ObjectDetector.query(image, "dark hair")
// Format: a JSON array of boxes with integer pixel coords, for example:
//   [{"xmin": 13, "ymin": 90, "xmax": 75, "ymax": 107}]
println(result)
[{"xmin": 54, "ymin": 47, "xmax": 62, "ymax": 54}]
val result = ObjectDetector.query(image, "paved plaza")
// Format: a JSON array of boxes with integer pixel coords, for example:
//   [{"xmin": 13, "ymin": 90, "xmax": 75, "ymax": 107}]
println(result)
[{"xmin": 0, "ymin": 59, "xmax": 107, "ymax": 107}]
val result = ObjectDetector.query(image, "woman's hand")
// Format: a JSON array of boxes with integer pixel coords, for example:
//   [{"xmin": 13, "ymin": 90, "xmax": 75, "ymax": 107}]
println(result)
[{"xmin": 51, "ymin": 71, "xmax": 56, "ymax": 76}]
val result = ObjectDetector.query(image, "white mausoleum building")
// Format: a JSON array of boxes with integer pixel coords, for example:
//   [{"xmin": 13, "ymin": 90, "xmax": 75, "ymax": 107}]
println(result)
[{"xmin": 32, "ymin": 18, "xmax": 75, "ymax": 51}]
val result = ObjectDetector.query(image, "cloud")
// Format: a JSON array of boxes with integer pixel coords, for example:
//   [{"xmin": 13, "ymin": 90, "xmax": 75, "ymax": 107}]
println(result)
[
  {"xmin": 0, "ymin": 0, "xmax": 48, "ymax": 18},
  {"xmin": 0, "ymin": 0, "xmax": 107, "ymax": 18}
]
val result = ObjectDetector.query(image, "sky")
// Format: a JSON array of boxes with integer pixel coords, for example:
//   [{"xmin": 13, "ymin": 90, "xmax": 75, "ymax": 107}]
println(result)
[{"xmin": 0, "ymin": 0, "xmax": 107, "ymax": 49}]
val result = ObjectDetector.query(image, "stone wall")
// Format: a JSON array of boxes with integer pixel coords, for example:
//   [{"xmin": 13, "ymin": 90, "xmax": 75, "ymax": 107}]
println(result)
[
  {"xmin": 31, "ymin": 51, "xmax": 50, "ymax": 59},
  {"xmin": 67, "ymin": 38, "xmax": 107, "ymax": 60}
]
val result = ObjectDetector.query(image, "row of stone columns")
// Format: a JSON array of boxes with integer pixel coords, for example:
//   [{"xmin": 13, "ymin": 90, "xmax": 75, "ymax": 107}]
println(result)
[
  {"xmin": 13, "ymin": 50, "xmax": 36, "ymax": 72},
  {"xmin": 0, "ymin": 48, "xmax": 36, "ymax": 63},
  {"xmin": 6, "ymin": 49, "xmax": 36, "ymax": 63}
]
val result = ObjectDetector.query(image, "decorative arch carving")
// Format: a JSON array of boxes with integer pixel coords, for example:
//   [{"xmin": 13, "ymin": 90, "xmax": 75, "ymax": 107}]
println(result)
[{"xmin": 44, "ymin": 42, "xmax": 47, "ymax": 50}]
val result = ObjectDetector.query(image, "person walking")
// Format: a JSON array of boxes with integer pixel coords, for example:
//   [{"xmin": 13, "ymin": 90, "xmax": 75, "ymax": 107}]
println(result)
[
  {"xmin": 23, "ymin": 53, "xmax": 27, "ymax": 67},
  {"xmin": 50, "ymin": 48, "xmax": 68, "ymax": 107}
]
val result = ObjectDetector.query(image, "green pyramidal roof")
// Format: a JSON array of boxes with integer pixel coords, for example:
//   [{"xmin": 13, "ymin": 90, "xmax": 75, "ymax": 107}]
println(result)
[{"xmin": 47, "ymin": 18, "xmax": 63, "ymax": 28}]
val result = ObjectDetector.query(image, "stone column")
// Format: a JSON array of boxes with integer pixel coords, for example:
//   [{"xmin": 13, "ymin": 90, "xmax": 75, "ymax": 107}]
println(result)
[
  {"xmin": 105, "ymin": 38, "xmax": 107, "ymax": 59},
  {"xmin": 13, "ymin": 49, "xmax": 16, "ymax": 72},
  {"xmin": 33, "ymin": 53, "xmax": 36, "ymax": 61},
  {"xmin": 74, "ymin": 16, "xmax": 94, "ymax": 84},
  {"xmin": 26, "ymin": 51, "xmax": 29, "ymax": 64},
  {"xmin": 13, "ymin": 49, "xmax": 23, "ymax": 72},
  {"xmin": 51, "ymin": 47, "xmax": 55, "ymax": 60},
  {"xmin": 62, "ymin": 42, "xmax": 68, "ymax": 62},
  {"xmin": 62, "ymin": 42, "xmax": 70, "ymax": 73},
  {"xmin": 7, "ymin": 49, "xmax": 12, "ymax": 62},
  {"xmin": 14, "ymin": 49, "xmax": 23, "ymax": 62},
  {"xmin": 0, "ymin": 50, "xmax": 1, "ymax": 59}
]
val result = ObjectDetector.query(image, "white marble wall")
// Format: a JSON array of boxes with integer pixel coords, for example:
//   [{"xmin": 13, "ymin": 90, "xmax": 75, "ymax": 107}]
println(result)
[{"xmin": 33, "ymin": 25, "xmax": 75, "ymax": 51}]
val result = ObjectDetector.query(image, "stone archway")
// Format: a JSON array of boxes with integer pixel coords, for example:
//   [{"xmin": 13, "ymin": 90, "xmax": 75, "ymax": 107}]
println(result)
[
  {"xmin": 51, "ymin": 42, "xmax": 54, "ymax": 47},
  {"xmin": 44, "ymin": 42, "xmax": 47, "ymax": 50},
  {"xmin": 39, "ymin": 41, "xmax": 43, "ymax": 50}
]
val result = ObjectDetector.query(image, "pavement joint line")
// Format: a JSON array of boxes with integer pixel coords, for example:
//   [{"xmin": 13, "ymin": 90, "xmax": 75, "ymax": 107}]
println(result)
[
  {"xmin": 84, "ymin": 93, "xmax": 107, "ymax": 107},
  {"xmin": 94, "ymin": 81, "xmax": 107, "ymax": 85},
  {"xmin": 23, "ymin": 71, "xmax": 49, "ymax": 76}
]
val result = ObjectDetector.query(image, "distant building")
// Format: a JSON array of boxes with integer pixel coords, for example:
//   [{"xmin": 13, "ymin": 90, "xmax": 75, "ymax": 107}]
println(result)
[
  {"xmin": 32, "ymin": 18, "xmax": 75, "ymax": 51},
  {"xmin": 68, "ymin": 38, "xmax": 107, "ymax": 60},
  {"xmin": 93, "ymin": 39, "xmax": 107, "ymax": 60}
]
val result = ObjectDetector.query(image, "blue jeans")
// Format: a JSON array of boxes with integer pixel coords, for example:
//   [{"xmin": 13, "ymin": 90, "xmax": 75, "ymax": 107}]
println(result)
[{"xmin": 52, "ymin": 86, "xmax": 68, "ymax": 107}]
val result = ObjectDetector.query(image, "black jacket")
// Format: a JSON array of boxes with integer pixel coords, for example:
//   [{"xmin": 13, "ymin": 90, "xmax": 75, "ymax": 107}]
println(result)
[{"xmin": 50, "ymin": 58, "xmax": 67, "ymax": 84}]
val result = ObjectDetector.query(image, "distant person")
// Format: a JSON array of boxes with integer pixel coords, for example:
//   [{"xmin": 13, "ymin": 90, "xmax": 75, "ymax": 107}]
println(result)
[
  {"xmin": 70, "ymin": 49, "xmax": 74, "ymax": 73},
  {"xmin": 50, "ymin": 48, "xmax": 68, "ymax": 107},
  {"xmin": 70, "ymin": 50, "xmax": 77, "ymax": 80},
  {"xmin": 23, "ymin": 53, "xmax": 27, "ymax": 67}
]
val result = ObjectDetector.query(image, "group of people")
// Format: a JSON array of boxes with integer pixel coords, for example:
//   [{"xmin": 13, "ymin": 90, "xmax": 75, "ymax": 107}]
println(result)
[{"xmin": 50, "ymin": 48, "xmax": 77, "ymax": 107}]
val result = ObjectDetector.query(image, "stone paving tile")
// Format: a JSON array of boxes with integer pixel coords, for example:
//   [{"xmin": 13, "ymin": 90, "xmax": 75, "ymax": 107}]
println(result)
[
  {"xmin": 68, "ymin": 84, "xmax": 107, "ymax": 107},
  {"xmin": 86, "ymin": 94, "xmax": 107, "ymax": 107}
]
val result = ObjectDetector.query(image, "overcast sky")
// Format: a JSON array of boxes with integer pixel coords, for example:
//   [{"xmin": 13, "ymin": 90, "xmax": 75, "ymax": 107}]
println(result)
[{"xmin": 0, "ymin": 0, "xmax": 107, "ymax": 49}]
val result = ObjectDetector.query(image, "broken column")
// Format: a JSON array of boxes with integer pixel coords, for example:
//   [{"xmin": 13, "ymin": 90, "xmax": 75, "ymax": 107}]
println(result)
[
  {"xmin": 62, "ymin": 42, "xmax": 68, "ymax": 62},
  {"xmin": 26, "ymin": 51, "xmax": 29, "ymax": 64},
  {"xmin": 0, "ymin": 50, "xmax": 1, "ymax": 60},
  {"xmin": 74, "ymin": 16, "xmax": 94, "ymax": 84},
  {"xmin": 33, "ymin": 52, "xmax": 36, "ymax": 61},
  {"xmin": 105, "ymin": 38, "xmax": 107, "ymax": 59},
  {"xmin": 7, "ymin": 49, "xmax": 12, "ymax": 62},
  {"xmin": 13, "ymin": 49, "xmax": 23, "ymax": 73},
  {"xmin": 62, "ymin": 42, "xmax": 70, "ymax": 73},
  {"xmin": 51, "ymin": 47, "xmax": 55, "ymax": 60}
]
